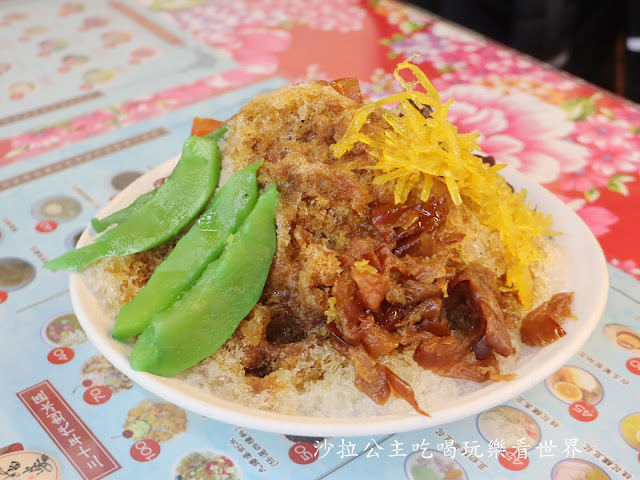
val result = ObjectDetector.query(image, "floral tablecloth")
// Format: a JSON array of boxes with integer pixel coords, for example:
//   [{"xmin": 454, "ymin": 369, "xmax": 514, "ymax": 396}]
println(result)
[{"xmin": 1, "ymin": 1, "xmax": 639, "ymax": 479}]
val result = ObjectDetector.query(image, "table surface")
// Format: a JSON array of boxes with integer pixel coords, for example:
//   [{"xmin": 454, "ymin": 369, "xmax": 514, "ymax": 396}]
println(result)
[{"xmin": 1, "ymin": 1, "xmax": 639, "ymax": 479}]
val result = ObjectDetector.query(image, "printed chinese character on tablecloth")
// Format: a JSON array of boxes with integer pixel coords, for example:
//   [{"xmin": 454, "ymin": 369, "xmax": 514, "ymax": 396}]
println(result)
[
  {"xmin": 314, "ymin": 439, "xmax": 334, "ymax": 459},
  {"xmin": 17, "ymin": 381, "xmax": 120, "ymax": 480},
  {"xmin": 389, "ymin": 440, "xmax": 407, "ymax": 458},
  {"xmin": 487, "ymin": 439, "xmax": 506, "ymax": 459},
  {"xmin": 86, "ymin": 455, "xmax": 104, "ymax": 470},
  {"xmin": 57, "ymin": 422, "xmax": 75, "ymax": 437},
  {"xmin": 562, "ymin": 438, "xmax": 581, "ymax": 459},
  {"xmin": 412, "ymin": 439, "xmax": 432, "ymax": 459},
  {"xmin": 461, "ymin": 440, "xmax": 483, "ymax": 458},
  {"xmin": 39, "ymin": 400, "xmax": 55, "ymax": 416},
  {"xmin": 535, "ymin": 440, "xmax": 557, "ymax": 458},
  {"xmin": 68, "ymin": 433, "xmax": 83, "ymax": 447},
  {"xmin": 437, "ymin": 439, "xmax": 456, "ymax": 459},
  {"xmin": 76, "ymin": 445, "xmax": 92, "ymax": 458},
  {"xmin": 31, "ymin": 390, "xmax": 49, "ymax": 405},
  {"xmin": 364, "ymin": 439, "xmax": 384, "ymax": 458},
  {"xmin": 337, "ymin": 439, "xmax": 357, "ymax": 459},
  {"xmin": 513, "ymin": 438, "xmax": 530, "ymax": 459}
]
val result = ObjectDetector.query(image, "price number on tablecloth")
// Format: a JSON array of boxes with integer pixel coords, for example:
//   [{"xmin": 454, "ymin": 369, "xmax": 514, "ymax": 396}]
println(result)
[
  {"xmin": 569, "ymin": 401, "xmax": 598, "ymax": 421},
  {"xmin": 498, "ymin": 448, "xmax": 529, "ymax": 471},
  {"xmin": 47, "ymin": 346, "xmax": 74, "ymax": 364},
  {"xmin": 82, "ymin": 385, "xmax": 112, "ymax": 405},
  {"xmin": 130, "ymin": 439, "xmax": 160, "ymax": 462},
  {"xmin": 289, "ymin": 442, "xmax": 317, "ymax": 465},
  {"xmin": 626, "ymin": 358, "xmax": 640, "ymax": 376}
]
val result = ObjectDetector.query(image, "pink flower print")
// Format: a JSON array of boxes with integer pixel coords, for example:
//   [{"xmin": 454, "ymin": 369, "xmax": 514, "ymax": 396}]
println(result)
[
  {"xmin": 558, "ymin": 167, "xmax": 609, "ymax": 193},
  {"xmin": 577, "ymin": 204, "xmax": 618, "ymax": 236},
  {"xmin": 560, "ymin": 197, "xmax": 619, "ymax": 237},
  {"xmin": 116, "ymin": 99, "xmax": 168, "ymax": 126},
  {"xmin": 441, "ymin": 84, "xmax": 588, "ymax": 183},
  {"xmin": 412, "ymin": 31, "xmax": 577, "ymax": 96},
  {"xmin": 298, "ymin": 64, "xmax": 329, "ymax": 82},
  {"xmin": 388, "ymin": 31, "xmax": 461, "ymax": 61},
  {"xmin": 389, "ymin": 7, "xmax": 429, "ymax": 33},
  {"xmin": 572, "ymin": 115, "xmax": 635, "ymax": 149},
  {"xmin": 168, "ymin": 0, "xmax": 365, "ymax": 46},
  {"xmin": 612, "ymin": 107, "xmax": 640, "ymax": 130},
  {"xmin": 214, "ymin": 70, "xmax": 254, "ymax": 88},
  {"xmin": 359, "ymin": 68, "xmax": 404, "ymax": 102},
  {"xmin": 64, "ymin": 110, "xmax": 117, "ymax": 142},
  {"xmin": 67, "ymin": 110, "xmax": 115, "ymax": 129},
  {"xmin": 435, "ymin": 44, "xmax": 534, "ymax": 84},
  {"xmin": 5, "ymin": 125, "xmax": 67, "ymax": 163},
  {"xmin": 228, "ymin": 27, "xmax": 291, "ymax": 75},
  {"xmin": 587, "ymin": 139, "xmax": 640, "ymax": 177},
  {"xmin": 610, "ymin": 258, "xmax": 640, "ymax": 276}
]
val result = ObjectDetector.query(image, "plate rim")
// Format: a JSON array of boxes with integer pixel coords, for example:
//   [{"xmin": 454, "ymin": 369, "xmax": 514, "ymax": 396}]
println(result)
[{"xmin": 70, "ymin": 159, "xmax": 609, "ymax": 436}]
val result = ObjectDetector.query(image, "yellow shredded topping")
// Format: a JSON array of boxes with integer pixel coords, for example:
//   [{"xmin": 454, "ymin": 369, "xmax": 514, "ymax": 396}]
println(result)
[
  {"xmin": 325, "ymin": 297, "xmax": 338, "ymax": 324},
  {"xmin": 353, "ymin": 259, "xmax": 378, "ymax": 274},
  {"xmin": 330, "ymin": 56, "xmax": 555, "ymax": 309}
]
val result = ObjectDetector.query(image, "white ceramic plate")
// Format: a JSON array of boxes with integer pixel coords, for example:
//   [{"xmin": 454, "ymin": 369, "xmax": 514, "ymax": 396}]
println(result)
[{"xmin": 70, "ymin": 158, "xmax": 609, "ymax": 437}]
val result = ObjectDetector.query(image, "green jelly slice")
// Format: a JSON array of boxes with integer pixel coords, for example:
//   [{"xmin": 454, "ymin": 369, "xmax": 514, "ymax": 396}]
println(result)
[
  {"xmin": 130, "ymin": 184, "xmax": 278, "ymax": 376},
  {"xmin": 112, "ymin": 160, "xmax": 262, "ymax": 341},
  {"xmin": 44, "ymin": 136, "xmax": 221, "ymax": 272}
]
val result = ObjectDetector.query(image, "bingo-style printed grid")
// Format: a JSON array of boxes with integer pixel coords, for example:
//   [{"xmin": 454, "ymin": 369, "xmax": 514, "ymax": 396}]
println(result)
[{"xmin": 0, "ymin": 0, "xmax": 234, "ymax": 137}]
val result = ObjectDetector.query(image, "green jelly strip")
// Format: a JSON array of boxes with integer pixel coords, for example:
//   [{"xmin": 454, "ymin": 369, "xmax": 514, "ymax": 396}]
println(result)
[
  {"xmin": 112, "ymin": 160, "xmax": 263, "ymax": 341},
  {"xmin": 91, "ymin": 189, "xmax": 155, "ymax": 233},
  {"xmin": 130, "ymin": 184, "xmax": 278, "ymax": 377},
  {"xmin": 203, "ymin": 123, "xmax": 228, "ymax": 142},
  {"xmin": 90, "ymin": 124, "xmax": 228, "ymax": 234},
  {"xmin": 44, "ymin": 136, "xmax": 221, "ymax": 272}
]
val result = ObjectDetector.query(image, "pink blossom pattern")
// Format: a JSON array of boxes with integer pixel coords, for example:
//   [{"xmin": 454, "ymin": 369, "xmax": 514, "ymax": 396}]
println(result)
[
  {"xmin": 572, "ymin": 114, "xmax": 637, "ymax": 149},
  {"xmin": 556, "ymin": 195, "xmax": 619, "ymax": 237},
  {"xmin": 435, "ymin": 44, "xmax": 548, "ymax": 86},
  {"xmin": 557, "ymin": 167, "xmax": 610, "ymax": 193},
  {"xmin": 611, "ymin": 107, "xmax": 640, "ymax": 131},
  {"xmin": 151, "ymin": 0, "xmax": 364, "ymax": 79},
  {"xmin": 387, "ymin": 26, "xmax": 576, "ymax": 97},
  {"xmin": 553, "ymin": 113, "xmax": 640, "ymax": 192},
  {"xmin": 358, "ymin": 69, "xmax": 404, "ymax": 102},
  {"xmin": 610, "ymin": 258, "xmax": 640, "ymax": 277},
  {"xmin": 164, "ymin": 0, "xmax": 366, "ymax": 35},
  {"xmin": 360, "ymin": 15, "xmax": 640, "ymax": 201},
  {"xmin": 0, "ymin": 70, "xmax": 257, "ymax": 167},
  {"xmin": 225, "ymin": 27, "xmax": 291, "ymax": 76},
  {"xmin": 387, "ymin": 30, "xmax": 460, "ymax": 60},
  {"xmin": 373, "ymin": 0, "xmax": 431, "ymax": 34},
  {"xmin": 440, "ymin": 84, "xmax": 588, "ymax": 183},
  {"xmin": 586, "ymin": 141, "xmax": 640, "ymax": 177},
  {"xmin": 575, "ymin": 204, "xmax": 619, "ymax": 236}
]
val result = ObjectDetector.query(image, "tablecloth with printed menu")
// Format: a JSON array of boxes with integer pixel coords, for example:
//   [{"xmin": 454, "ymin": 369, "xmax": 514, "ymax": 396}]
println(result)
[{"xmin": 1, "ymin": 1, "xmax": 639, "ymax": 479}]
